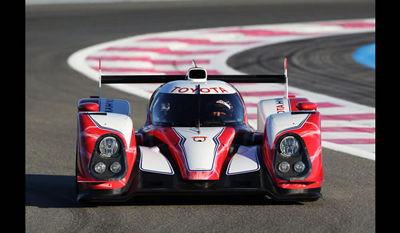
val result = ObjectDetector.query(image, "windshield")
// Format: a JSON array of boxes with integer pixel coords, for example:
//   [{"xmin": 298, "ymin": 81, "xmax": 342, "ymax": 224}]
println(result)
[{"xmin": 150, "ymin": 93, "xmax": 245, "ymax": 127}]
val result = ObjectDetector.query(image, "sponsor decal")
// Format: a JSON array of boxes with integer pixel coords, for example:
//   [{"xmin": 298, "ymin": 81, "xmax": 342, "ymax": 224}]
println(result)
[
  {"xmin": 170, "ymin": 86, "xmax": 229, "ymax": 94},
  {"xmin": 192, "ymin": 136, "xmax": 207, "ymax": 142},
  {"xmin": 275, "ymin": 99, "xmax": 285, "ymax": 113}
]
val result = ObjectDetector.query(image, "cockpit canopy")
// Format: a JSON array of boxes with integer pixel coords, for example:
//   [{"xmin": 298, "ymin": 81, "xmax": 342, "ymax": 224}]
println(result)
[{"xmin": 150, "ymin": 90, "xmax": 245, "ymax": 127}]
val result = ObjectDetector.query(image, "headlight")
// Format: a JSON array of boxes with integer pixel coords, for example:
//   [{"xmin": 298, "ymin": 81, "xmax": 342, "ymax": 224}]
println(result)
[
  {"xmin": 99, "ymin": 136, "xmax": 119, "ymax": 158},
  {"xmin": 278, "ymin": 162, "xmax": 290, "ymax": 173},
  {"xmin": 293, "ymin": 161, "xmax": 305, "ymax": 173},
  {"xmin": 110, "ymin": 162, "xmax": 122, "ymax": 174},
  {"xmin": 94, "ymin": 162, "xmax": 106, "ymax": 174},
  {"xmin": 280, "ymin": 136, "xmax": 300, "ymax": 157}
]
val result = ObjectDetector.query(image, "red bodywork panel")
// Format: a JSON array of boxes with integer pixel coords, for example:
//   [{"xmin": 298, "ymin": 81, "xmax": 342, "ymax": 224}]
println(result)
[
  {"xmin": 262, "ymin": 110, "xmax": 323, "ymax": 190},
  {"xmin": 76, "ymin": 111, "xmax": 137, "ymax": 190}
]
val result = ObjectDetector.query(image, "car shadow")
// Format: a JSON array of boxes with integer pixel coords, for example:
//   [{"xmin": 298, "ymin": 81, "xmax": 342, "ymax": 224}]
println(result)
[
  {"xmin": 25, "ymin": 174, "xmax": 303, "ymax": 208},
  {"xmin": 26, "ymin": 174, "xmax": 82, "ymax": 208}
]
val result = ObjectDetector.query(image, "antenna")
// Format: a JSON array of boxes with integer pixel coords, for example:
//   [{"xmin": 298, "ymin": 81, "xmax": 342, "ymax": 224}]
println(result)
[
  {"xmin": 196, "ymin": 84, "xmax": 201, "ymax": 134},
  {"xmin": 284, "ymin": 58, "xmax": 288, "ymax": 98},
  {"xmin": 192, "ymin": 59, "xmax": 197, "ymax": 68},
  {"xmin": 99, "ymin": 59, "xmax": 102, "ymax": 99}
]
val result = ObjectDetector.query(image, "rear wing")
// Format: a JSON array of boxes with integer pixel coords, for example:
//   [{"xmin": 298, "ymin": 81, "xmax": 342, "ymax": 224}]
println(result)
[{"xmin": 98, "ymin": 58, "xmax": 289, "ymax": 98}]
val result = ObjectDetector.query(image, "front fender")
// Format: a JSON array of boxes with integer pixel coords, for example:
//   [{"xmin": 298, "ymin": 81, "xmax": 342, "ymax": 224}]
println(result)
[
  {"xmin": 76, "ymin": 112, "xmax": 137, "ymax": 190},
  {"xmin": 262, "ymin": 111, "xmax": 323, "ymax": 190}
]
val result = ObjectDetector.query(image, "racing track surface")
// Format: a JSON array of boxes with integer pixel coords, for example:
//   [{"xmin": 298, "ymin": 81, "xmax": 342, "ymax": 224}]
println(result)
[
  {"xmin": 227, "ymin": 32, "xmax": 375, "ymax": 107},
  {"xmin": 26, "ymin": 1, "xmax": 375, "ymax": 232}
]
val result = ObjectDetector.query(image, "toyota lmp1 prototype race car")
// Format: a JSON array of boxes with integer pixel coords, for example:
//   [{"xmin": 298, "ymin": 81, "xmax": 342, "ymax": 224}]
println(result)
[{"xmin": 76, "ymin": 59, "xmax": 323, "ymax": 203}]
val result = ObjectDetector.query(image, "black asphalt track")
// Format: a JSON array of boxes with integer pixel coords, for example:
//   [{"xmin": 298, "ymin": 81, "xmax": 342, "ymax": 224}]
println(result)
[
  {"xmin": 228, "ymin": 32, "xmax": 375, "ymax": 107},
  {"xmin": 26, "ymin": 1, "xmax": 375, "ymax": 232}
]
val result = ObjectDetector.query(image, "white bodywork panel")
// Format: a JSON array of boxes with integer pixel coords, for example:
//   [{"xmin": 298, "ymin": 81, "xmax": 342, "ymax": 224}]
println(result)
[
  {"xmin": 139, "ymin": 146, "xmax": 174, "ymax": 175},
  {"xmin": 226, "ymin": 146, "xmax": 260, "ymax": 175},
  {"xmin": 173, "ymin": 127, "xmax": 225, "ymax": 171},
  {"xmin": 89, "ymin": 112, "xmax": 133, "ymax": 148},
  {"xmin": 266, "ymin": 112, "xmax": 310, "ymax": 149},
  {"xmin": 257, "ymin": 97, "xmax": 290, "ymax": 131}
]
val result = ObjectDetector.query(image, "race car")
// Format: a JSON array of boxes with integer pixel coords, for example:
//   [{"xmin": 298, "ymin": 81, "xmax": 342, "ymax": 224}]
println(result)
[{"xmin": 76, "ymin": 59, "xmax": 323, "ymax": 202}]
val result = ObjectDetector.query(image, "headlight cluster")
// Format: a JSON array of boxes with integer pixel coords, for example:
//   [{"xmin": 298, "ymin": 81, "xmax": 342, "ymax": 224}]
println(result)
[
  {"xmin": 277, "ymin": 161, "xmax": 306, "ymax": 173},
  {"xmin": 90, "ymin": 134, "xmax": 126, "ymax": 180},
  {"xmin": 93, "ymin": 161, "xmax": 122, "ymax": 174},
  {"xmin": 275, "ymin": 134, "xmax": 310, "ymax": 180}
]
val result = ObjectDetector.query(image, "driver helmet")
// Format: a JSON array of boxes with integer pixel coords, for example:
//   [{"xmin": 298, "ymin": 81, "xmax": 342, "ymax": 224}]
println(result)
[{"xmin": 210, "ymin": 99, "xmax": 233, "ymax": 117}]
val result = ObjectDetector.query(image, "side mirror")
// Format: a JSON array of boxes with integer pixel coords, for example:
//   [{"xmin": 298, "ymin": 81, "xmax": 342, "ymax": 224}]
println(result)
[
  {"xmin": 78, "ymin": 102, "xmax": 99, "ymax": 112},
  {"xmin": 296, "ymin": 101, "xmax": 317, "ymax": 111}
]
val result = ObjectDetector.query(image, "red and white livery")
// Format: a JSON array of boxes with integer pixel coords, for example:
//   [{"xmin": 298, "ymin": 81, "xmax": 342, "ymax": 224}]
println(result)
[{"xmin": 76, "ymin": 59, "xmax": 323, "ymax": 202}]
